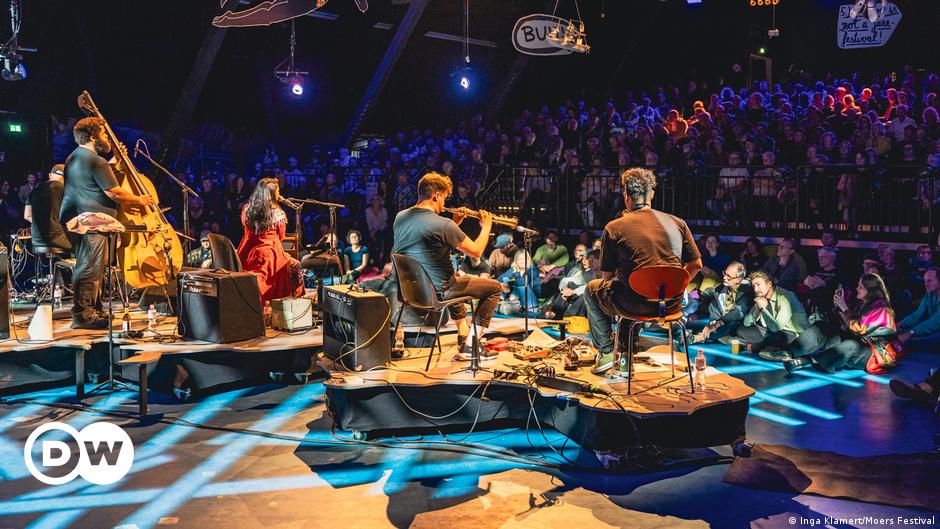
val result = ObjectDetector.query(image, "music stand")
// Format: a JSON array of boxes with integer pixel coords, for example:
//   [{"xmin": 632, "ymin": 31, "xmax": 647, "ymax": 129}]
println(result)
[{"xmin": 84, "ymin": 226, "xmax": 172, "ymax": 400}]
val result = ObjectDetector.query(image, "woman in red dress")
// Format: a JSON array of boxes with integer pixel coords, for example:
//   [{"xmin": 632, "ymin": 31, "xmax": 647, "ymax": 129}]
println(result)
[{"xmin": 237, "ymin": 178, "xmax": 303, "ymax": 302}]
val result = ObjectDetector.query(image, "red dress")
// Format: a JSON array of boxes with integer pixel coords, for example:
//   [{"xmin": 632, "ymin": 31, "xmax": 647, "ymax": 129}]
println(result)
[{"xmin": 237, "ymin": 206, "xmax": 303, "ymax": 302}]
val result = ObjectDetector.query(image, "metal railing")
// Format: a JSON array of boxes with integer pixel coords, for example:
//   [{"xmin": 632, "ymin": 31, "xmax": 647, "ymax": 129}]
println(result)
[{"xmin": 477, "ymin": 164, "xmax": 938, "ymax": 242}]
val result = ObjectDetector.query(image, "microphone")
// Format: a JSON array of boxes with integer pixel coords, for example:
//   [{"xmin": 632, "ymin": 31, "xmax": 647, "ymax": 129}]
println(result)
[
  {"xmin": 133, "ymin": 139, "xmax": 141, "ymax": 158},
  {"xmin": 516, "ymin": 225, "xmax": 539, "ymax": 236}
]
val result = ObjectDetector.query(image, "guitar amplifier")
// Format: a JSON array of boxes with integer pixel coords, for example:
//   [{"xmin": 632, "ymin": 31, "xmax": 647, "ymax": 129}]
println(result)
[
  {"xmin": 177, "ymin": 270, "xmax": 265, "ymax": 343},
  {"xmin": 321, "ymin": 284, "xmax": 390, "ymax": 371}
]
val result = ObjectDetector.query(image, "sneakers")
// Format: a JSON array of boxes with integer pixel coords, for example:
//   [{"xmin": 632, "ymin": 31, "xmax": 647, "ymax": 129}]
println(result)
[
  {"xmin": 71, "ymin": 316, "xmax": 110, "ymax": 330},
  {"xmin": 783, "ymin": 357, "xmax": 812, "ymax": 373},
  {"xmin": 455, "ymin": 338, "xmax": 498, "ymax": 361},
  {"xmin": 758, "ymin": 348, "xmax": 793, "ymax": 362},
  {"xmin": 591, "ymin": 352, "xmax": 614, "ymax": 374}
]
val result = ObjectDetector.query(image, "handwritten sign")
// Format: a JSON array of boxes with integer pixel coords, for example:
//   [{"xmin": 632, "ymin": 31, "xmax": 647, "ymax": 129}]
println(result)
[
  {"xmin": 512, "ymin": 14, "xmax": 574, "ymax": 56},
  {"xmin": 837, "ymin": 2, "xmax": 902, "ymax": 49}
]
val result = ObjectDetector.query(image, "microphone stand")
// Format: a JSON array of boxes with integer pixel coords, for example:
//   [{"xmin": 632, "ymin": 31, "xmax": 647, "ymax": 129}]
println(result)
[
  {"xmin": 134, "ymin": 140, "xmax": 200, "ymax": 255},
  {"xmin": 289, "ymin": 198, "xmax": 347, "ymax": 277},
  {"xmin": 522, "ymin": 231, "xmax": 535, "ymax": 337}
]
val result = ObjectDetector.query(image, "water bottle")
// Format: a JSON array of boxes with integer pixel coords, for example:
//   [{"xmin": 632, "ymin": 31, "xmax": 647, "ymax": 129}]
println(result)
[
  {"xmin": 392, "ymin": 331, "xmax": 405, "ymax": 358},
  {"xmin": 695, "ymin": 349, "xmax": 707, "ymax": 389},
  {"xmin": 53, "ymin": 284, "xmax": 63, "ymax": 309},
  {"xmin": 263, "ymin": 301, "xmax": 272, "ymax": 328},
  {"xmin": 121, "ymin": 308, "xmax": 132, "ymax": 334},
  {"xmin": 147, "ymin": 304, "xmax": 158, "ymax": 331}
]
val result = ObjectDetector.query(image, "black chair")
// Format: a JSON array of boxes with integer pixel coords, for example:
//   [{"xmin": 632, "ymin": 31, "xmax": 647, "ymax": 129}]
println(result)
[
  {"xmin": 207, "ymin": 234, "xmax": 242, "ymax": 272},
  {"xmin": 391, "ymin": 253, "xmax": 474, "ymax": 371}
]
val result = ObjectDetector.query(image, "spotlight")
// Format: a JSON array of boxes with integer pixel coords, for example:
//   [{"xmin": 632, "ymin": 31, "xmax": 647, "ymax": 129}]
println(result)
[
  {"xmin": 290, "ymin": 78, "xmax": 304, "ymax": 96},
  {"xmin": 459, "ymin": 75, "xmax": 470, "ymax": 90}
]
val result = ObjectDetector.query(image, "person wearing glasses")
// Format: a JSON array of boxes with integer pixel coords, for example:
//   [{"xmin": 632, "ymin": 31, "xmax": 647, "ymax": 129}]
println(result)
[{"xmin": 690, "ymin": 262, "xmax": 754, "ymax": 344}]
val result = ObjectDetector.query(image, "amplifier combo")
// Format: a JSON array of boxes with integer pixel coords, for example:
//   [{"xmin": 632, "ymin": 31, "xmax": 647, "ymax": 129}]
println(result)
[
  {"xmin": 177, "ymin": 270, "xmax": 265, "ymax": 343},
  {"xmin": 321, "ymin": 284, "xmax": 390, "ymax": 371}
]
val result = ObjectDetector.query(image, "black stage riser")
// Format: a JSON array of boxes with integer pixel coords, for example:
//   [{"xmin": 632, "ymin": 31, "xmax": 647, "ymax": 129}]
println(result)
[{"xmin": 325, "ymin": 385, "xmax": 749, "ymax": 451}]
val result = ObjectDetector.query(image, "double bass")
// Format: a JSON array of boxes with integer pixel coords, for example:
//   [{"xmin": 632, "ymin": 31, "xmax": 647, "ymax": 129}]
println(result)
[{"xmin": 77, "ymin": 91, "xmax": 184, "ymax": 288}]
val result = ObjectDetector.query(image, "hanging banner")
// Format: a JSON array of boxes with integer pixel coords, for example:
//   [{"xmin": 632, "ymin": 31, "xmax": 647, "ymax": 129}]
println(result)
[
  {"xmin": 837, "ymin": 2, "xmax": 902, "ymax": 49},
  {"xmin": 512, "ymin": 14, "xmax": 574, "ymax": 56}
]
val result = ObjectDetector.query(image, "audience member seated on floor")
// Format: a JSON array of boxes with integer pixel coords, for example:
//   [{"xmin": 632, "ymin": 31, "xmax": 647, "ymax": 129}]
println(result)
[
  {"xmin": 186, "ymin": 232, "xmax": 214, "ymax": 268},
  {"xmin": 908, "ymin": 244, "xmax": 936, "ymax": 293},
  {"xmin": 458, "ymin": 254, "xmax": 492, "ymax": 278},
  {"xmin": 735, "ymin": 271, "xmax": 809, "ymax": 353},
  {"xmin": 533, "ymin": 230, "xmax": 570, "ymax": 296},
  {"xmin": 762, "ymin": 237, "xmax": 801, "ymax": 292},
  {"xmin": 341, "ymin": 230, "xmax": 369, "ymax": 283},
  {"xmin": 890, "ymin": 369, "xmax": 940, "ymax": 406},
  {"xmin": 820, "ymin": 230, "xmax": 840, "ymax": 251},
  {"xmin": 487, "ymin": 232, "xmax": 517, "ymax": 278},
  {"xmin": 740, "ymin": 237, "xmax": 765, "ymax": 274},
  {"xmin": 544, "ymin": 248, "xmax": 599, "ymax": 319},
  {"xmin": 784, "ymin": 274, "xmax": 904, "ymax": 374},
  {"xmin": 690, "ymin": 234, "xmax": 731, "ymax": 294},
  {"xmin": 800, "ymin": 246, "xmax": 848, "ymax": 317},
  {"xmin": 689, "ymin": 261, "xmax": 754, "ymax": 344},
  {"xmin": 497, "ymin": 249, "xmax": 541, "ymax": 314},
  {"xmin": 544, "ymin": 243, "xmax": 587, "ymax": 302},
  {"xmin": 359, "ymin": 263, "xmax": 395, "ymax": 297},
  {"xmin": 897, "ymin": 267, "xmax": 940, "ymax": 352}
]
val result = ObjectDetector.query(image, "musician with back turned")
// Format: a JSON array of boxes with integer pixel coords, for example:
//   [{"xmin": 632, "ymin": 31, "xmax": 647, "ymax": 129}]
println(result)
[
  {"xmin": 61, "ymin": 117, "xmax": 154, "ymax": 329},
  {"xmin": 391, "ymin": 172, "xmax": 501, "ymax": 359},
  {"xmin": 585, "ymin": 167, "xmax": 703, "ymax": 374}
]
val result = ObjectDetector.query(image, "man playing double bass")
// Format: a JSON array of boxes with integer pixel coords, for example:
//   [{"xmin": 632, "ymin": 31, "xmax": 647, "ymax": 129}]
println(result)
[{"xmin": 61, "ymin": 117, "xmax": 154, "ymax": 329}]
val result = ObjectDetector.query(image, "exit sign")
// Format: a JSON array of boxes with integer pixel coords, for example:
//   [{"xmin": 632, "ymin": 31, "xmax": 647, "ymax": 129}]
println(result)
[{"xmin": 8, "ymin": 123, "xmax": 22, "ymax": 133}]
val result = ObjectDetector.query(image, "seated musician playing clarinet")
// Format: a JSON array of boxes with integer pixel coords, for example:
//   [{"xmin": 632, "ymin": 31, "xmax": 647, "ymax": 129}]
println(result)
[
  {"xmin": 61, "ymin": 117, "xmax": 154, "ymax": 329},
  {"xmin": 391, "ymin": 172, "xmax": 501, "ymax": 359}
]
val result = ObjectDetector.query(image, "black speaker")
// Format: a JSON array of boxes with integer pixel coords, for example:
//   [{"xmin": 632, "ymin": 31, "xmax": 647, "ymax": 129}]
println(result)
[
  {"xmin": 321, "ymin": 284, "xmax": 390, "ymax": 371},
  {"xmin": 0, "ymin": 245, "xmax": 8, "ymax": 339},
  {"xmin": 177, "ymin": 270, "xmax": 265, "ymax": 343}
]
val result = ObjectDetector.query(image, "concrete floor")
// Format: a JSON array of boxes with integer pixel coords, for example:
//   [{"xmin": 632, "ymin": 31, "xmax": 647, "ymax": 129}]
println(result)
[{"xmin": 0, "ymin": 337, "xmax": 937, "ymax": 529}]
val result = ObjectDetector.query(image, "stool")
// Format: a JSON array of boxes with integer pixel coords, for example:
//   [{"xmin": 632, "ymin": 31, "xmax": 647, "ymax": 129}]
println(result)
[
  {"xmin": 118, "ymin": 350, "xmax": 163, "ymax": 418},
  {"xmin": 613, "ymin": 266, "xmax": 694, "ymax": 395},
  {"xmin": 33, "ymin": 246, "xmax": 67, "ymax": 306}
]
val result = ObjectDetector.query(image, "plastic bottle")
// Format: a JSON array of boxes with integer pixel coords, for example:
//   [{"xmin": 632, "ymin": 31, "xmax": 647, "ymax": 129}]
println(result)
[
  {"xmin": 263, "ymin": 301, "xmax": 272, "ymax": 328},
  {"xmin": 392, "ymin": 331, "xmax": 405, "ymax": 358},
  {"xmin": 53, "ymin": 284, "xmax": 63, "ymax": 309},
  {"xmin": 122, "ymin": 308, "xmax": 132, "ymax": 334},
  {"xmin": 694, "ymin": 348, "xmax": 707, "ymax": 389},
  {"xmin": 147, "ymin": 304, "xmax": 158, "ymax": 331}
]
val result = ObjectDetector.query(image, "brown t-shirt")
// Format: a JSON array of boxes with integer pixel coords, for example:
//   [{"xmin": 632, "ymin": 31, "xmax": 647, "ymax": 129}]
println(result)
[{"xmin": 600, "ymin": 208, "xmax": 700, "ymax": 283}]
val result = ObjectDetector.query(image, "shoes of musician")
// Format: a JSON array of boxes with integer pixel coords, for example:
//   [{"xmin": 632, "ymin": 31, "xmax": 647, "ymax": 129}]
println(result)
[
  {"xmin": 455, "ymin": 339, "xmax": 498, "ymax": 361},
  {"xmin": 71, "ymin": 316, "xmax": 110, "ymax": 330},
  {"xmin": 591, "ymin": 352, "xmax": 614, "ymax": 374}
]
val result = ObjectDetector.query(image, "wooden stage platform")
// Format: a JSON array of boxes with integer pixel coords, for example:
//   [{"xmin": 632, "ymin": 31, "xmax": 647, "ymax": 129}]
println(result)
[{"xmin": 320, "ymin": 330, "xmax": 754, "ymax": 451}]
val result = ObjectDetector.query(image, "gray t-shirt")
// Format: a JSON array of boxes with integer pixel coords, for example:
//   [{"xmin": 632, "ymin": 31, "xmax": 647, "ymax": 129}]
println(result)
[
  {"xmin": 392, "ymin": 207, "xmax": 467, "ymax": 290},
  {"xmin": 60, "ymin": 146, "xmax": 120, "ymax": 222}
]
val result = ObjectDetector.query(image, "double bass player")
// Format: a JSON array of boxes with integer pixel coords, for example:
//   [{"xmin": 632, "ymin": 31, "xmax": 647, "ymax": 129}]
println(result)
[{"xmin": 61, "ymin": 117, "xmax": 154, "ymax": 329}]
